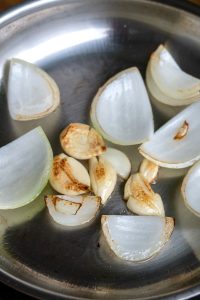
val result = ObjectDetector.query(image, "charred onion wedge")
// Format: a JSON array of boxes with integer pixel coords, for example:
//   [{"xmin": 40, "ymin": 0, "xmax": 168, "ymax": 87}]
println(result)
[{"xmin": 124, "ymin": 173, "xmax": 164, "ymax": 216}]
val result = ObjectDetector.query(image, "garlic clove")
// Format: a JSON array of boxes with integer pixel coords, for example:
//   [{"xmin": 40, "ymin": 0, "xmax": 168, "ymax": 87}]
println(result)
[
  {"xmin": 101, "ymin": 215, "xmax": 174, "ymax": 262},
  {"xmin": 100, "ymin": 147, "xmax": 131, "ymax": 179},
  {"xmin": 90, "ymin": 67, "xmax": 154, "ymax": 145},
  {"xmin": 139, "ymin": 101, "xmax": 200, "ymax": 169},
  {"xmin": 45, "ymin": 195, "xmax": 100, "ymax": 226},
  {"xmin": 60, "ymin": 123, "xmax": 106, "ymax": 160},
  {"xmin": 49, "ymin": 153, "xmax": 90, "ymax": 195},
  {"xmin": 139, "ymin": 159, "xmax": 159, "ymax": 184},
  {"xmin": 124, "ymin": 173, "xmax": 165, "ymax": 216},
  {"xmin": 127, "ymin": 194, "xmax": 165, "ymax": 217},
  {"xmin": 89, "ymin": 156, "xmax": 117, "ymax": 205},
  {"xmin": 8, "ymin": 58, "xmax": 60, "ymax": 120}
]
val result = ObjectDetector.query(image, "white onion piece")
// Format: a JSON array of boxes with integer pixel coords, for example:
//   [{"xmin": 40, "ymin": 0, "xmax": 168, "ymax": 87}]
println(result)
[
  {"xmin": 45, "ymin": 195, "xmax": 100, "ymax": 226},
  {"xmin": 101, "ymin": 215, "xmax": 174, "ymax": 262},
  {"xmin": 146, "ymin": 45, "xmax": 200, "ymax": 106},
  {"xmin": 8, "ymin": 58, "xmax": 60, "ymax": 120},
  {"xmin": 50, "ymin": 153, "xmax": 90, "ymax": 195},
  {"xmin": 90, "ymin": 67, "xmax": 154, "ymax": 145},
  {"xmin": 124, "ymin": 173, "xmax": 165, "ymax": 216},
  {"xmin": 139, "ymin": 159, "xmax": 159, "ymax": 184},
  {"xmin": 181, "ymin": 161, "xmax": 200, "ymax": 217},
  {"xmin": 89, "ymin": 157, "xmax": 117, "ymax": 204},
  {"xmin": 60, "ymin": 123, "xmax": 106, "ymax": 159},
  {"xmin": 0, "ymin": 127, "xmax": 53, "ymax": 209},
  {"xmin": 100, "ymin": 147, "xmax": 131, "ymax": 179},
  {"xmin": 139, "ymin": 101, "xmax": 200, "ymax": 168}
]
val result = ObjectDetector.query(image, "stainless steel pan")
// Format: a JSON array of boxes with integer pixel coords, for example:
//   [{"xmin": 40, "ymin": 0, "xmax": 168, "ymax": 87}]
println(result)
[{"xmin": 0, "ymin": 1, "xmax": 200, "ymax": 299}]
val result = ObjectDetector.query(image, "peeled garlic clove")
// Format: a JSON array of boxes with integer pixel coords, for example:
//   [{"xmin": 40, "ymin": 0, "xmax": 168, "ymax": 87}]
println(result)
[
  {"xmin": 127, "ymin": 194, "xmax": 164, "ymax": 217},
  {"xmin": 146, "ymin": 45, "xmax": 200, "ymax": 106},
  {"xmin": 181, "ymin": 161, "xmax": 200, "ymax": 217},
  {"xmin": 139, "ymin": 101, "xmax": 200, "ymax": 169},
  {"xmin": 50, "ymin": 153, "xmax": 90, "ymax": 195},
  {"xmin": 60, "ymin": 123, "xmax": 106, "ymax": 160},
  {"xmin": 0, "ymin": 127, "xmax": 53, "ymax": 209},
  {"xmin": 139, "ymin": 159, "xmax": 159, "ymax": 184},
  {"xmin": 89, "ymin": 156, "xmax": 117, "ymax": 204},
  {"xmin": 124, "ymin": 173, "xmax": 165, "ymax": 216},
  {"xmin": 100, "ymin": 147, "xmax": 131, "ymax": 179},
  {"xmin": 45, "ymin": 195, "xmax": 100, "ymax": 226},
  {"xmin": 8, "ymin": 58, "xmax": 60, "ymax": 121},
  {"xmin": 90, "ymin": 67, "xmax": 154, "ymax": 145},
  {"xmin": 124, "ymin": 175, "xmax": 133, "ymax": 200},
  {"xmin": 101, "ymin": 215, "xmax": 174, "ymax": 262}
]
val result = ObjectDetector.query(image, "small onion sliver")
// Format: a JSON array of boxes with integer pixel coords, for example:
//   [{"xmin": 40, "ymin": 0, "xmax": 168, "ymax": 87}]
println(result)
[
  {"xmin": 101, "ymin": 215, "xmax": 174, "ymax": 262},
  {"xmin": 45, "ymin": 195, "xmax": 100, "ymax": 226}
]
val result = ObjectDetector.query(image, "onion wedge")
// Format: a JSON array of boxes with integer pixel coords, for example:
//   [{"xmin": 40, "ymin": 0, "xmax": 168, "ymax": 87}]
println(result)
[
  {"xmin": 89, "ymin": 156, "xmax": 117, "ymax": 204},
  {"xmin": 45, "ymin": 195, "xmax": 100, "ymax": 226},
  {"xmin": 60, "ymin": 123, "xmax": 106, "ymax": 159},
  {"xmin": 139, "ymin": 101, "xmax": 200, "ymax": 168},
  {"xmin": 50, "ymin": 153, "xmax": 90, "ymax": 195},
  {"xmin": 100, "ymin": 147, "xmax": 131, "ymax": 179},
  {"xmin": 181, "ymin": 161, "xmax": 200, "ymax": 217},
  {"xmin": 8, "ymin": 58, "xmax": 60, "ymax": 120},
  {"xmin": 101, "ymin": 215, "xmax": 174, "ymax": 262},
  {"xmin": 124, "ymin": 173, "xmax": 165, "ymax": 216},
  {"xmin": 0, "ymin": 127, "xmax": 53, "ymax": 209},
  {"xmin": 146, "ymin": 45, "xmax": 200, "ymax": 106},
  {"xmin": 90, "ymin": 67, "xmax": 154, "ymax": 145}
]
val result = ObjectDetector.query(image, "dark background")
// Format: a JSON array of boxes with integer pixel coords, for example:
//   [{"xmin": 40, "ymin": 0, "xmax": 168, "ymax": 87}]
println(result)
[{"xmin": 0, "ymin": 0, "xmax": 200, "ymax": 299}]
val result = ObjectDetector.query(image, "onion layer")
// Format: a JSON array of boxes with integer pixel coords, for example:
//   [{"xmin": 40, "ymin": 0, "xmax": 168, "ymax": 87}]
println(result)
[
  {"xmin": 0, "ymin": 127, "xmax": 53, "ymax": 209},
  {"xmin": 101, "ymin": 215, "xmax": 174, "ymax": 262},
  {"xmin": 146, "ymin": 45, "xmax": 200, "ymax": 106},
  {"xmin": 90, "ymin": 67, "xmax": 154, "ymax": 145},
  {"xmin": 46, "ymin": 195, "xmax": 100, "ymax": 226},
  {"xmin": 182, "ymin": 161, "xmax": 200, "ymax": 217},
  {"xmin": 8, "ymin": 58, "xmax": 60, "ymax": 120},
  {"xmin": 139, "ymin": 101, "xmax": 200, "ymax": 168}
]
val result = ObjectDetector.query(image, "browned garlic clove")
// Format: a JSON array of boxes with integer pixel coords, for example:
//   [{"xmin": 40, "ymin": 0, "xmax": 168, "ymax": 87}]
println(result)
[
  {"xmin": 60, "ymin": 123, "xmax": 106, "ymax": 160},
  {"xmin": 139, "ymin": 159, "xmax": 159, "ymax": 184},
  {"xmin": 124, "ymin": 173, "xmax": 165, "ymax": 216},
  {"xmin": 89, "ymin": 156, "xmax": 117, "ymax": 205},
  {"xmin": 49, "ymin": 153, "xmax": 90, "ymax": 195}
]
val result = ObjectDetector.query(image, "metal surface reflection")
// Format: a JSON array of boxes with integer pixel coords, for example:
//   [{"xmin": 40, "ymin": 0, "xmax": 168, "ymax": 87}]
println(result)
[{"xmin": 17, "ymin": 28, "xmax": 110, "ymax": 62}]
